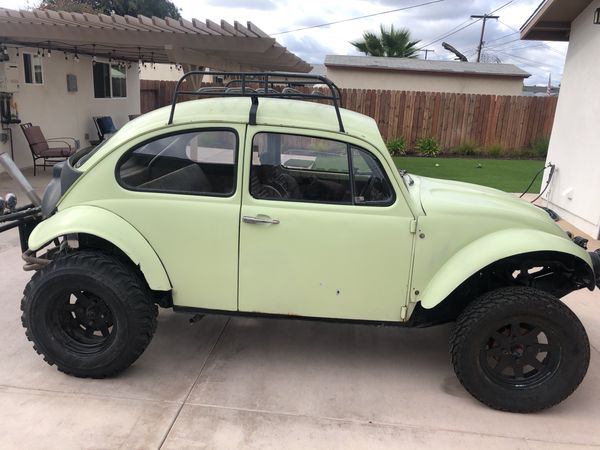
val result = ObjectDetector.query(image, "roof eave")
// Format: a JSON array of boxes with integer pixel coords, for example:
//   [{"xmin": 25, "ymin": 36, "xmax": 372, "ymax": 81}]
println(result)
[{"xmin": 520, "ymin": 0, "xmax": 592, "ymax": 41}]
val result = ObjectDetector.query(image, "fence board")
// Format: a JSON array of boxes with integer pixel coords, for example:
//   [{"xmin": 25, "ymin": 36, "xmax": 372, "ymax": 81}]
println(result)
[{"xmin": 140, "ymin": 80, "xmax": 558, "ymax": 153}]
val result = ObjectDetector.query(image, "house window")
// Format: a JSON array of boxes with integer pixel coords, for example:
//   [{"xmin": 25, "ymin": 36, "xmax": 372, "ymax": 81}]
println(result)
[
  {"xmin": 23, "ymin": 53, "xmax": 43, "ymax": 84},
  {"xmin": 93, "ymin": 62, "xmax": 127, "ymax": 98}
]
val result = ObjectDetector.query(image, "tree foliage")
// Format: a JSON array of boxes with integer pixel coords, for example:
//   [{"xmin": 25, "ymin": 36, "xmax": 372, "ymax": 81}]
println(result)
[
  {"xmin": 38, "ymin": 0, "xmax": 181, "ymax": 19},
  {"xmin": 351, "ymin": 25, "xmax": 420, "ymax": 58}
]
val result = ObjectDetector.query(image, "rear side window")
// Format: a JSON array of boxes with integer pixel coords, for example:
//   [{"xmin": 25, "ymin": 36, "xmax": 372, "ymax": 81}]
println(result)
[
  {"xmin": 250, "ymin": 132, "xmax": 394, "ymax": 206},
  {"xmin": 117, "ymin": 129, "xmax": 237, "ymax": 196}
]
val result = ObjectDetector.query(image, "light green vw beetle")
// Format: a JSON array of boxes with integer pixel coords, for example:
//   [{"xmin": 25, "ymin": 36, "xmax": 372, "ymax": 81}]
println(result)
[{"xmin": 12, "ymin": 73, "xmax": 600, "ymax": 413}]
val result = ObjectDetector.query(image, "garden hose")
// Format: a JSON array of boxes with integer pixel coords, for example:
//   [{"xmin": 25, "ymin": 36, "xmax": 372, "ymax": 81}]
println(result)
[{"xmin": 519, "ymin": 163, "xmax": 558, "ymax": 221}]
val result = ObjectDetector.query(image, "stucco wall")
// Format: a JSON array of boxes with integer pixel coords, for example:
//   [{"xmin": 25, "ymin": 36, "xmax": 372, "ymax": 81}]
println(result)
[
  {"xmin": 325, "ymin": 66, "xmax": 525, "ymax": 95},
  {"xmin": 542, "ymin": 0, "xmax": 600, "ymax": 239},
  {"xmin": 0, "ymin": 47, "xmax": 140, "ymax": 170}
]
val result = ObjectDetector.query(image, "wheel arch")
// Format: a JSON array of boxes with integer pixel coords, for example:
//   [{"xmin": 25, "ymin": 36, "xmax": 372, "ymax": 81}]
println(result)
[
  {"xmin": 419, "ymin": 228, "xmax": 594, "ymax": 311},
  {"xmin": 28, "ymin": 205, "xmax": 172, "ymax": 292}
]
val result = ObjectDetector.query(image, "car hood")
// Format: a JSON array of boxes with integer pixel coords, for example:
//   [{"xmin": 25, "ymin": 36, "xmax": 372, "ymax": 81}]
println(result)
[{"xmin": 416, "ymin": 176, "xmax": 564, "ymax": 236}]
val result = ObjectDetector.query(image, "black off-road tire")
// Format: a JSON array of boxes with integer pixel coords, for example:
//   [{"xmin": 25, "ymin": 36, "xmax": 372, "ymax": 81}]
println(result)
[
  {"xmin": 21, "ymin": 251, "xmax": 158, "ymax": 378},
  {"xmin": 450, "ymin": 286, "xmax": 589, "ymax": 413}
]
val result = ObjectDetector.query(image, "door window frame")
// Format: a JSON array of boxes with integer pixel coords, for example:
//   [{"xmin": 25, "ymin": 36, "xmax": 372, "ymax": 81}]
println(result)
[
  {"xmin": 115, "ymin": 127, "xmax": 240, "ymax": 198},
  {"xmin": 248, "ymin": 130, "xmax": 396, "ymax": 207}
]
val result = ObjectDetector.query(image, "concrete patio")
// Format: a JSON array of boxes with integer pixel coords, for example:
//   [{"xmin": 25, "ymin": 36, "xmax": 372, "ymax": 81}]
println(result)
[{"xmin": 0, "ymin": 169, "xmax": 599, "ymax": 449}]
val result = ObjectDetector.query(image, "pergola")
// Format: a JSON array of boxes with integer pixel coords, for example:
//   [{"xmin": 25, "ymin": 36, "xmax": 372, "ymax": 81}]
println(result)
[{"xmin": 0, "ymin": 8, "xmax": 311, "ymax": 72}]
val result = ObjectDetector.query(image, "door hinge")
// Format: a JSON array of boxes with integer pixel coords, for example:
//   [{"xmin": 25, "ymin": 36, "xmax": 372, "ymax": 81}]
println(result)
[
  {"xmin": 400, "ymin": 305, "xmax": 408, "ymax": 320},
  {"xmin": 409, "ymin": 220, "xmax": 417, "ymax": 234}
]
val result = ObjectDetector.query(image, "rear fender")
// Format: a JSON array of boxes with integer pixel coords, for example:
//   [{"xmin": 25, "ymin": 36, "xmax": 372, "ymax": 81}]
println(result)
[
  {"xmin": 420, "ymin": 228, "xmax": 593, "ymax": 309},
  {"xmin": 28, "ymin": 205, "xmax": 171, "ymax": 291}
]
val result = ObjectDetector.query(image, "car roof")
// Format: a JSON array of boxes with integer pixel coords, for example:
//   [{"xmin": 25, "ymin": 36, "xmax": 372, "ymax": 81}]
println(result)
[{"xmin": 126, "ymin": 97, "xmax": 382, "ymax": 143}]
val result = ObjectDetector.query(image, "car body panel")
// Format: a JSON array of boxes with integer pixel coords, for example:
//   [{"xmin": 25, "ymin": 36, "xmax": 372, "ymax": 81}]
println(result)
[
  {"xmin": 418, "ymin": 228, "xmax": 592, "ymax": 309},
  {"xmin": 28, "ymin": 205, "xmax": 171, "ymax": 291},
  {"xmin": 238, "ymin": 125, "xmax": 415, "ymax": 321},
  {"xmin": 409, "ymin": 176, "xmax": 594, "ymax": 308},
  {"xmin": 55, "ymin": 122, "xmax": 245, "ymax": 311}
]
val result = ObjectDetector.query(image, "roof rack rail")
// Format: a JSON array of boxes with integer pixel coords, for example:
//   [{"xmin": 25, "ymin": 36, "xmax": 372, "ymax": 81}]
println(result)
[{"xmin": 167, "ymin": 71, "xmax": 346, "ymax": 132}]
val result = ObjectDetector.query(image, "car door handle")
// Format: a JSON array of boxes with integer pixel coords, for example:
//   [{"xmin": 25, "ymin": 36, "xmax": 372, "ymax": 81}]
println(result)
[{"xmin": 242, "ymin": 215, "xmax": 280, "ymax": 225}]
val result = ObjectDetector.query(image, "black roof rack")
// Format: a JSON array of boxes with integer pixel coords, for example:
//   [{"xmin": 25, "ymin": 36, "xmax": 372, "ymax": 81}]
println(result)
[{"xmin": 167, "ymin": 71, "xmax": 346, "ymax": 132}]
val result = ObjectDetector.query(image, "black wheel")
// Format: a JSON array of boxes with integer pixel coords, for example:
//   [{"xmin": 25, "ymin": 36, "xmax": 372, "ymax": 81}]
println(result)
[
  {"xmin": 21, "ymin": 251, "xmax": 158, "ymax": 378},
  {"xmin": 450, "ymin": 287, "xmax": 589, "ymax": 413}
]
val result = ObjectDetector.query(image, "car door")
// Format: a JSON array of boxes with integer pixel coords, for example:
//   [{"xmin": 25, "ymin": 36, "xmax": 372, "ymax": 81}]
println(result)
[
  {"xmin": 109, "ymin": 125, "xmax": 243, "ymax": 311},
  {"xmin": 238, "ymin": 127, "xmax": 415, "ymax": 322}
]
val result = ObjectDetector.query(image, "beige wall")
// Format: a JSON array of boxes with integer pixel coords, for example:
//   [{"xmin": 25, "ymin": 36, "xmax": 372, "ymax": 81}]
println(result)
[
  {"xmin": 326, "ymin": 66, "xmax": 525, "ymax": 95},
  {"xmin": 542, "ymin": 0, "xmax": 600, "ymax": 239},
  {"xmin": 0, "ymin": 47, "xmax": 140, "ymax": 170}
]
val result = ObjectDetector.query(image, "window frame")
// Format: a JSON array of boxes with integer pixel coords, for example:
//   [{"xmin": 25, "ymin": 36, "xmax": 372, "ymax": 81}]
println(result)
[
  {"xmin": 22, "ymin": 52, "xmax": 44, "ymax": 85},
  {"xmin": 115, "ymin": 127, "xmax": 240, "ymax": 198},
  {"xmin": 93, "ymin": 60, "xmax": 127, "ymax": 99},
  {"xmin": 249, "ymin": 131, "xmax": 396, "ymax": 207}
]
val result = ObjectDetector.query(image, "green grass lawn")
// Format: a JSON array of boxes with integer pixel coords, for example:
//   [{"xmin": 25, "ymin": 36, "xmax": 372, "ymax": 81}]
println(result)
[{"xmin": 393, "ymin": 157, "xmax": 545, "ymax": 193}]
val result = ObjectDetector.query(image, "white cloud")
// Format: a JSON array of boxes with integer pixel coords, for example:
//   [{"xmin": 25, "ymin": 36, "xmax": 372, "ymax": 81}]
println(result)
[{"xmin": 0, "ymin": 0, "xmax": 568, "ymax": 85}]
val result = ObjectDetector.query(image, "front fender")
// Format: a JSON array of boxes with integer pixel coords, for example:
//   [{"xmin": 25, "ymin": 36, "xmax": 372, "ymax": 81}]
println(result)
[
  {"xmin": 420, "ymin": 228, "xmax": 593, "ymax": 309},
  {"xmin": 29, "ymin": 205, "xmax": 172, "ymax": 291}
]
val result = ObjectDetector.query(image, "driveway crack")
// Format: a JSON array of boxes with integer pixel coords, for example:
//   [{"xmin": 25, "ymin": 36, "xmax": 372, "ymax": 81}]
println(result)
[{"xmin": 156, "ymin": 317, "xmax": 230, "ymax": 449}]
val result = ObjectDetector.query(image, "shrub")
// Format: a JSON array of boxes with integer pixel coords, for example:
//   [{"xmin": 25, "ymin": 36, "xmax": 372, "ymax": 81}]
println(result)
[
  {"xmin": 416, "ymin": 136, "xmax": 441, "ymax": 157},
  {"xmin": 530, "ymin": 136, "xmax": 550, "ymax": 158},
  {"xmin": 483, "ymin": 144, "xmax": 503, "ymax": 158},
  {"xmin": 452, "ymin": 142, "xmax": 479, "ymax": 156},
  {"xmin": 386, "ymin": 137, "xmax": 406, "ymax": 156}
]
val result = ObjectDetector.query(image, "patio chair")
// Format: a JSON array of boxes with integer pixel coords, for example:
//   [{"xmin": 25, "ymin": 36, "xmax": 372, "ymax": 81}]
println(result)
[
  {"xmin": 93, "ymin": 116, "xmax": 119, "ymax": 142},
  {"xmin": 20, "ymin": 123, "xmax": 77, "ymax": 176}
]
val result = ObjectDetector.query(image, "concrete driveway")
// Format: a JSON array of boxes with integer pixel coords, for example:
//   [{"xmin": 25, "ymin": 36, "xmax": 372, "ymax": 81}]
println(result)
[{"xmin": 0, "ymin": 170, "xmax": 599, "ymax": 449}]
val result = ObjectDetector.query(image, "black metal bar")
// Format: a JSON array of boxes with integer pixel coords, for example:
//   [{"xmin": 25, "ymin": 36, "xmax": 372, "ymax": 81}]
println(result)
[
  {"xmin": 249, "ymin": 96, "xmax": 259, "ymax": 125},
  {"xmin": 0, "ymin": 206, "xmax": 41, "ymax": 224},
  {"xmin": 167, "ymin": 71, "xmax": 346, "ymax": 133}
]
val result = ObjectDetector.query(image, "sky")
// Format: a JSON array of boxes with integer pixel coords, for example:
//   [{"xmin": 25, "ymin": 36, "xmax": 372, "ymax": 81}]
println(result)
[{"xmin": 6, "ymin": 0, "xmax": 568, "ymax": 85}]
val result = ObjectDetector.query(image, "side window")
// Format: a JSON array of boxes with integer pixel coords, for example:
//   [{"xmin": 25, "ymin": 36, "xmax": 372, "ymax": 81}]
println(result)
[
  {"xmin": 117, "ymin": 129, "xmax": 237, "ymax": 196},
  {"xmin": 351, "ymin": 147, "xmax": 395, "ymax": 205},
  {"xmin": 250, "ymin": 133, "xmax": 351, "ymax": 204}
]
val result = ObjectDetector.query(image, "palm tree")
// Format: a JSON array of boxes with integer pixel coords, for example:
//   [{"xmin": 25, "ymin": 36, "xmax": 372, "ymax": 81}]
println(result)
[{"xmin": 351, "ymin": 25, "xmax": 421, "ymax": 58}]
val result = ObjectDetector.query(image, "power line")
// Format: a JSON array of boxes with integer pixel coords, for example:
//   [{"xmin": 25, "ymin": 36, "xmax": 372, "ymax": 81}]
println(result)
[
  {"xmin": 497, "ymin": 19, "xmax": 566, "ymax": 56},
  {"xmin": 494, "ymin": 49, "xmax": 555, "ymax": 68},
  {"xmin": 417, "ymin": 0, "xmax": 513, "ymax": 50},
  {"xmin": 271, "ymin": 0, "xmax": 444, "ymax": 36},
  {"xmin": 484, "ymin": 31, "xmax": 519, "ymax": 45}
]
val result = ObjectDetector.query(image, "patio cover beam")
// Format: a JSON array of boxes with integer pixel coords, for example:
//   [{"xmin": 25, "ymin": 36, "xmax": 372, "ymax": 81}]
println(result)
[{"xmin": 0, "ymin": 8, "xmax": 311, "ymax": 72}]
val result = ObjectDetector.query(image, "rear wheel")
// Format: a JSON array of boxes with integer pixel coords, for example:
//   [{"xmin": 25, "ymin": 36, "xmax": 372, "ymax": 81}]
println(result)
[
  {"xmin": 450, "ymin": 287, "xmax": 589, "ymax": 412},
  {"xmin": 21, "ymin": 251, "xmax": 158, "ymax": 378}
]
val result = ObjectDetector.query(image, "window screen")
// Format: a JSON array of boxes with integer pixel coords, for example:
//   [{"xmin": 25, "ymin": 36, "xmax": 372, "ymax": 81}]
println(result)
[{"xmin": 117, "ymin": 129, "xmax": 237, "ymax": 196}]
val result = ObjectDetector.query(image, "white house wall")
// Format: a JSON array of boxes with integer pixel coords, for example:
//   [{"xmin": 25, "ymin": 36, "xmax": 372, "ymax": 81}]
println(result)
[
  {"xmin": 0, "ymin": 47, "xmax": 140, "ymax": 171},
  {"xmin": 325, "ymin": 67, "xmax": 525, "ymax": 95},
  {"xmin": 542, "ymin": 0, "xmax": 600, "ymax": 239}
]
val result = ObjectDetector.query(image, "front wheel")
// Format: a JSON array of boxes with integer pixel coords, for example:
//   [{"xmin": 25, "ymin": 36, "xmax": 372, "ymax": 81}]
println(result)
[
  {"xmin": 450, "ymin": 287, "xmax": 589, "ymax": 413},
  {"xmin": 21, "ymin": 251, "xmax": 158, "ymax": 378}
]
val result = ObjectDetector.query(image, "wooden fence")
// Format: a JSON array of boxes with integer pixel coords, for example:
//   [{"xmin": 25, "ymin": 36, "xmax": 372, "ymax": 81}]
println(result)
[{"xmin": 140, "ymin": 79, "xmax": 557, "ymax": 151}]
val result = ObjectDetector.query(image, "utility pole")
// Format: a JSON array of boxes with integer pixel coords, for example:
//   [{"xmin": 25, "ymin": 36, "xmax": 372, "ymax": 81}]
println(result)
[
  {"xmin": 419, "ymin": 49, "xmax": 435, "ymax": 60},
  {"xmin": 471, "ymin": 14, "xmax": 499, "ymax": 62}
]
